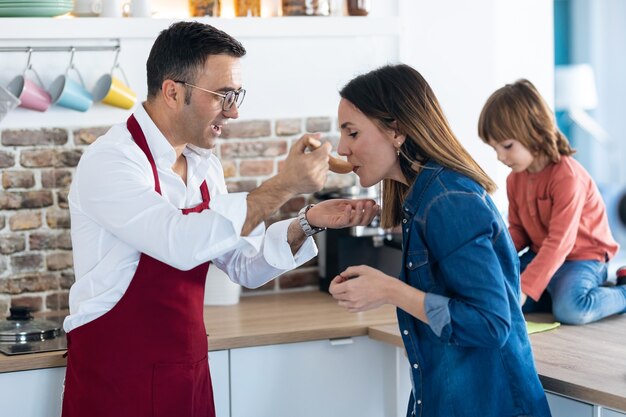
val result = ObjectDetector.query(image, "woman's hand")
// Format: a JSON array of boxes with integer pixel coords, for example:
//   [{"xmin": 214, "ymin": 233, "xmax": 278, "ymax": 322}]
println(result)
[
  {"xmin": 306, "ymin": 198, "xmax": 379, "ymax": 229},
  {"xmin": 329, "ymin": 265, "xmax": 394, "ymax": 312}
]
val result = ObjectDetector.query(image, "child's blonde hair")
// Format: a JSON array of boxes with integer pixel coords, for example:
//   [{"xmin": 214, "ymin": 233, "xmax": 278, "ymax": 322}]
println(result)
[{"xmin": 478, "ymin": 79, "xmax": 575, "ymax": 162}]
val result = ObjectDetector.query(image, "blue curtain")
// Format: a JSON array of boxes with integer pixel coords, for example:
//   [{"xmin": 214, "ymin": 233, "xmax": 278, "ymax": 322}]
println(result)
[{"xmin": 554, "ymin": 0, "xmax": 572, "ymax": 143}]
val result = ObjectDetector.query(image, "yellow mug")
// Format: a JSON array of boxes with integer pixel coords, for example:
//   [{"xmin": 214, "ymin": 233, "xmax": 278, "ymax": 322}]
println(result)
[{"xmin": 92, "ymin": 74, "xmax": 136, "ymax": 110}]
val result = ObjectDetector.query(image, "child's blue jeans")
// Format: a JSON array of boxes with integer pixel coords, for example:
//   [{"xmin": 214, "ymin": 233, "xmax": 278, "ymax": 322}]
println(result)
[{"xmin": 520, "ymin": 250, "xmax": 626, "ymax": 324}]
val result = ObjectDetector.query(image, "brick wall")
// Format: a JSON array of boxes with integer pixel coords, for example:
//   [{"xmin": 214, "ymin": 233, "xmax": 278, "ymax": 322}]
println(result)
[{"xmin": 0, "ymin": 117, "xmax": 355, "ymax": 315}]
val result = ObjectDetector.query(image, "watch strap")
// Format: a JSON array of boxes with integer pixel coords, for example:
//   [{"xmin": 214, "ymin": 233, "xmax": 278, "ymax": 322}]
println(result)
[{"xmin": 298, "ymin": 204, "xmax": 326, "ymax": 237}]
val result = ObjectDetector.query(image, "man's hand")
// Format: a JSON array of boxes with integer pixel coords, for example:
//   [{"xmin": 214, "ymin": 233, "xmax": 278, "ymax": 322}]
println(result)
[
  {"xmin": 244, "ymin": 133, "xmax": 331, "ymax": 236},
  {"xmin": 277, "ymin": 134, "xmax": 331, "ymax": 195},
  {"xmin": 305, "ymin": 198, "xmax": 380, "ymax": 229}
]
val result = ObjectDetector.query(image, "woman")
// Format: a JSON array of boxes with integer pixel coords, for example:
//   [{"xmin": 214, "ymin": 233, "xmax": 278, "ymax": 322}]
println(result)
[{"xmin": 329, "ymin": 64, "xmax": 551, "ymax": 417}]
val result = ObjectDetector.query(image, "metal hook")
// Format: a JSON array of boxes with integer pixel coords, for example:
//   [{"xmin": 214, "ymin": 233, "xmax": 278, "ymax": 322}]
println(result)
[
  {"xmin": 22, "ymin": 47, "xmax": 44, "ymax": 87},
  {"xmin": 111, "ymin": 45, "xmax": 121, "ymax": 72},
  {"xmin": 25, "ymin": 47, "xmax": 33, "ymax": 71},
  {"xmin": 110, "ymin": 45, "xmax": 130, "ymax": 86},
  {"xmin": 65, "ymin": 47, "xmax": 86, "ymax": 88},
  {"xmin": 67, "ymin": 47, "xmax": 76, "ymax": 72}
]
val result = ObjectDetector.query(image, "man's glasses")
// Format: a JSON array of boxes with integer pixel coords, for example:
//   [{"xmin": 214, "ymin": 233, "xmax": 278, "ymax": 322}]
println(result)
[{"xmin": 174, "ymin": 80, "xmax": 246, "ymax": 111}]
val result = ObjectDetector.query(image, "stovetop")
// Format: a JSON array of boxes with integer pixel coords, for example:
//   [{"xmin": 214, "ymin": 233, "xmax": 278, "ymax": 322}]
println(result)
[
  {"xmin": 0, "ymin": 332, "xmax": 67, "ymax": 355},
  {"xmin": 0, "ymin": 315, "xmax": 67, "ymax": 356}
]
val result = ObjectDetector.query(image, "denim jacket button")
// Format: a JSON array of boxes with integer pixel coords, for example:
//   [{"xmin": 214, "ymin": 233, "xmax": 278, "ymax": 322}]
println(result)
[
  {"xmin": 413, "ymin": 363, "xmax": 419, "ymax": 369},
  {"xmin": 402, "ymin": 218, "xmax": 407, "ymax": 224},
  {"xmin": 417, "ymin": 399, "xmax": 422, "ymax": 405},
  {"xmin": 408, "ymin": 262, "xmax": 413, "ymax": 268},
  {"xmin": 403, "ymin": 330, "xmax": 409, "ymax": 335}
]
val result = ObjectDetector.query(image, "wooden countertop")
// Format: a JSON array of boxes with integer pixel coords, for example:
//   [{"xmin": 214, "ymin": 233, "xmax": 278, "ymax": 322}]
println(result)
[
  {"xmin": 368, "ymin": 313, "xmax": 626, "ymax": 412},
  {"xmin": 0, "ymin": 291, "xmax": 396, "ymax": 373},
  {"xmin": 203, "ymin": 291, "xmax": 396, "ymax": 350},
  {"xmin": 3, "ymin": 291, "xmax": 625, "ymax": 413}
]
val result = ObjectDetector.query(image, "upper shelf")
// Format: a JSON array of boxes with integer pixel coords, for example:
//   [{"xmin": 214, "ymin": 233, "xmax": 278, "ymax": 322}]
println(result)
[{"xmin": 0, "ymin": 16, "xmax": 401, "ymax": 40}]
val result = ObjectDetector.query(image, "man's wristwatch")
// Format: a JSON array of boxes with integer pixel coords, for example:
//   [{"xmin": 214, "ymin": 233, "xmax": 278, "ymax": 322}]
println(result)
[{"xmin": 298, "ymin": 204, "xmax": 326, "ymax": 237}]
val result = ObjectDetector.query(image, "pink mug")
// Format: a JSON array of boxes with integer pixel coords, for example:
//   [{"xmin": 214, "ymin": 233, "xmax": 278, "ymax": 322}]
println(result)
[{"xmin": 7, "ymin": 70, "xmax": 52, "ymax": 112}]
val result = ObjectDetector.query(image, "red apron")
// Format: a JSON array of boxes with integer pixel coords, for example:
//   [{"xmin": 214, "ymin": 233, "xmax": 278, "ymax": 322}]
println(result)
[{"xmin": 62, "ymin": 114, "xmax": 215, "ymax": 417}]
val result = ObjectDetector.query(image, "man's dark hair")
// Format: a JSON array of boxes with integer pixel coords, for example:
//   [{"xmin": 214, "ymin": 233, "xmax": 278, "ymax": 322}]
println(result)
[{"xmin": 146, "ymin": 21, "xmax": 246, "ymax": 98}]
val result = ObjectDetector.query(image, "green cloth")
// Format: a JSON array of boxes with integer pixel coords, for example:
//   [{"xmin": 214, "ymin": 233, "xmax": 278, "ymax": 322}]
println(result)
[{"xmin": 526, "ymin": 321, "xmax": 560, "ymax": 334}]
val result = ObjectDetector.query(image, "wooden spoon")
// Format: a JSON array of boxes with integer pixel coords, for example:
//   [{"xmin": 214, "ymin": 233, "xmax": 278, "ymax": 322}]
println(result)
[{"xmin": 307, "ymin": 137, "xmax": 354, "ymax": 174}]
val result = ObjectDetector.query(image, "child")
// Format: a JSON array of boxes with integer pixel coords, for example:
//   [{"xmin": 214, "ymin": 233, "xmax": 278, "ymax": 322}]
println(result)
[{"xmin": 478, "ymin": 79, "xmax": 626, "ymax": 325}]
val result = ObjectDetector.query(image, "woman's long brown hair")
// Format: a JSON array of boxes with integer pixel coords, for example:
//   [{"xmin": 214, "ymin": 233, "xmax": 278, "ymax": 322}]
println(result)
[{"xmin": 340, "ymin": 64, "xmax": 496, "ymax": 228}]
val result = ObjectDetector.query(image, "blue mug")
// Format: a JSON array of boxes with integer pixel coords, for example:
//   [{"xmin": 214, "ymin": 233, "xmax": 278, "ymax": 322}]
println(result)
[{"xmin": 48, "ymin": 68, "xmax": 93, "ymax": 112}]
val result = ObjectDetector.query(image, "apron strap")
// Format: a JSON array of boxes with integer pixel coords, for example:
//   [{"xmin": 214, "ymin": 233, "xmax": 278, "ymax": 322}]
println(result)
[{"xmin": 127, "ymin": 114, "xmax": 162, "ymax": 195}]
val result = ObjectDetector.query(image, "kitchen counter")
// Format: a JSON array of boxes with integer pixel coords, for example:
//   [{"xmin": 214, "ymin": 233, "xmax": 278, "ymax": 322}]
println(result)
[
  {"xmin": 368, "ymin": 313, "xmax": 626, "ymax": 412},
  {"xmin": 2, "ymin": 291, "xmax": 626, "ymax": 413},
  {"xmin": 202, "ymin": 290, "xmax": 396, "ymax": 351},
  {"xmin": 0, "ymin": 291, "xmax": 396, "ymax": 373}
]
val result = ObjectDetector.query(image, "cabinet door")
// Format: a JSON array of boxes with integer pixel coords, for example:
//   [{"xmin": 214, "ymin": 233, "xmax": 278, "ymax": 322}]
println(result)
[
  {"xmin": 230, "ymin": 336, "xmax": 397, "ymax": 417},
  {"xmin": 0, "ymin": 367, "xmax": 65, "ymax": 417},
  {"xmin": 209, "ymin": 349, "xmax": 230, "ymax": 417},
  {"xmin": 395, "ymin": 347, "xmax": 412, "ymax": 417},
  {"xmin": 603, "ymin": 408, "xmax": 626, "ymax": 417},
  {"xmin": 545, "ymin": 392, "xmax": 594, "ymax": 417}
]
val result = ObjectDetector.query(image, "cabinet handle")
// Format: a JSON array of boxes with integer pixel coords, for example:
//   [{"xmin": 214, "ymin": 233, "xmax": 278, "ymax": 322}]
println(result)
[{"xmin": 329, "ymin": 337, "xmax": 354, "ymax": 346}]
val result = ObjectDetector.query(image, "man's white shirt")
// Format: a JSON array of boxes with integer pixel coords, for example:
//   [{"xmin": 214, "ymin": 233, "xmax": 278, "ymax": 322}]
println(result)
[{"xmin": 64, "ymin": 104, "xmax": 316, "ymax": 332}]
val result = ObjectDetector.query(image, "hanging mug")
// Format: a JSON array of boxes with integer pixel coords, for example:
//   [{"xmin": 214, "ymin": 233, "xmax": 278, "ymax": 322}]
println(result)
[
  {"xmin": 92, "ymin": 48, "xmax": 137, "ymax": 110},
  {"xmin": 48, "ymin": 49, "xmax": 93, "ymax": 112},
  {"xmin": 6, "ymin": 49, "xmax": 52, "ymax": 112},
  {"xmin": 92, "ymin": 70, "xmax": 137, "ymax": 109}
]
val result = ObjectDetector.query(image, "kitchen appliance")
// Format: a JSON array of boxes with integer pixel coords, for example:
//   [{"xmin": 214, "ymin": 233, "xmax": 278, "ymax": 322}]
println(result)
[
  {"xmin": 0, "ymin": 307, "xmax": 67, "ymax": 356},
  {"xmin": 314, "ymin": 184, "xmax": 402, "ymax": 292}
]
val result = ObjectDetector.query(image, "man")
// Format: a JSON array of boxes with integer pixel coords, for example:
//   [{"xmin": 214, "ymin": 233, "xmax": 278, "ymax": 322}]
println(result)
[{"xmin": 61, "ymin": 21, "xmax": 378, "ymax": 417}]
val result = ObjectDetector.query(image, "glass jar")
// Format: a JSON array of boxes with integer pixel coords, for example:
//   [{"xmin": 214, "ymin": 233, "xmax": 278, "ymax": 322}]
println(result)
[
  {"xmin": 234, "ymin": 0, "xmax": 261, "ymax": 17},
  {"xmin": 282, "ymin": 0, "xmax": 330, "ymax": 16},
  {"xmin": 189, "ymin": 0, "xmax": 220, "ymax": 16},
  {"xmin": 347, "ymin": 0, "xmax": 369, "ymax": 16}
]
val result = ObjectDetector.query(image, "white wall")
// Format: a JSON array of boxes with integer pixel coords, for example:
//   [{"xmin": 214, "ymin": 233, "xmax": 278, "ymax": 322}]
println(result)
[
  {"xmin": 398, "ymin": 0, "xmax": 554, "ymax": 210},
  {"xmin": 0, "ymin": 0, "xmax": 400, "ymax": 129},
  {"xmin": 0, "ymin": 0, "xmax": 554, "ymax": 210}
]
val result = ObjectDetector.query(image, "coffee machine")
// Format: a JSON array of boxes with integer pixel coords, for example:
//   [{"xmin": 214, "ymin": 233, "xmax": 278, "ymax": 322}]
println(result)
[{"xmin": 313, "ymin": 184, "xmax": 402, "ymax": 292}]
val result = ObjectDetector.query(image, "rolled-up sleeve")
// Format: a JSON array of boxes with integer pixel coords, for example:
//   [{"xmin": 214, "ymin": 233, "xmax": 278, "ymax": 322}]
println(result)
[
  {"xmin": 424, "ymin": 292, "xmax": 451, "ymax": 338},
  {"xmin": 212, "ymin": 218, "xmax": 317, "ymax": 288}
]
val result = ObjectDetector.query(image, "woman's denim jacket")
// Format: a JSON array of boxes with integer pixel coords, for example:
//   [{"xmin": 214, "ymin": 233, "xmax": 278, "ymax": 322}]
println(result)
[{"xmin": 398, "ymin": 161, "xmax": 551, "ymax": 417}]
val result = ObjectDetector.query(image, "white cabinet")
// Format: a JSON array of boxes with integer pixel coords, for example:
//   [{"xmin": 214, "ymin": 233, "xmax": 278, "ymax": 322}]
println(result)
[
  {"xmin": 209, "ymin": 349, "xmax": 230, "ymax": 417},
  {"xmin": 603, "ymin": 408, "xmax": 626, "ymax": 417},
  {"xmin": 394, "ymin": 347, "xmax": 412, "ymax": 416},
  {"xmin": 0, "ymin": 367, "xmax": 65, "ymax": 417},
  {"xmin": 546, "ymin": 392, "xmax": 594, "ymax": 417},
  {"xmin": 229, "ymin": 336, "xmax": 398, "ymax": 417}
]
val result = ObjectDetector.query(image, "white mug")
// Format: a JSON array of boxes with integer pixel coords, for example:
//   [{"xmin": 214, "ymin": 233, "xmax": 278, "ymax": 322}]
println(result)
[
  {"xmin": 128, "ymin": 0, "xmax": 152, "ymax": 17},
  {"xmin": 73, "ymin": 0, "xmax": 102, "ymax": 16},
  {"xmin": 100, "ymin": 0, "xmax": 125, "ymax": 17}
]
